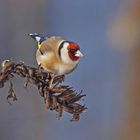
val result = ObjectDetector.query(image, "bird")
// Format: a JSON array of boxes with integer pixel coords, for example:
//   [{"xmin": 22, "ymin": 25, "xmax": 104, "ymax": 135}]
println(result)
[{"xmin": 29, "ymin": 33, "xmax": 83, "ymax": 88}]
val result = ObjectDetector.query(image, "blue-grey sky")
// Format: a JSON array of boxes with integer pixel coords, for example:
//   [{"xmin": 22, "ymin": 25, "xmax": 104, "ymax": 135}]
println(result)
[{"xmin": 0, "ymin": 0, "xmax": 128, "ymax": 140}]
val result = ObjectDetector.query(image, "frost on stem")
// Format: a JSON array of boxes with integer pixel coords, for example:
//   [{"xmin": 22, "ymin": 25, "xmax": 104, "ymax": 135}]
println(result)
[{"xmin": 0, "ymin": 60, "xmax": 87, "ymax": 121}]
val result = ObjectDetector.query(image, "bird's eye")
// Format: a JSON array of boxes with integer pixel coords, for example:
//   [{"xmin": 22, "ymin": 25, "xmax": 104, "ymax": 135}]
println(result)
[{"xmin": 68, "ymin": 48, "xmax": 77, "ymax": 54}]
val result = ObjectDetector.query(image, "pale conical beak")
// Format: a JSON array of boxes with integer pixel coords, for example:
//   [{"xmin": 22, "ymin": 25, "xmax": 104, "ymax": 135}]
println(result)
[{"xmin": 75, "ymin": 50, "xmax": 84, "ymax": 57}]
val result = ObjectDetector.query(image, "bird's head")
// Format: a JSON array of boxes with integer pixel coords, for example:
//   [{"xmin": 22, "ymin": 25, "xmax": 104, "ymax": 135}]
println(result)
[{"xmin": 59, "ymin": 41, "xmax": 83, "ymax": 64}]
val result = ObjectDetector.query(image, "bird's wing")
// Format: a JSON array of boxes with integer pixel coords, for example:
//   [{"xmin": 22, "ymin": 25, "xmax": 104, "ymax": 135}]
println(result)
[
  {"xmin": 39, "ymin": 40, "xmax": 52, "ymax": 55},
  {"xmin": 41, "ymin": 36, "xmax": 64, "ymax": 55}
]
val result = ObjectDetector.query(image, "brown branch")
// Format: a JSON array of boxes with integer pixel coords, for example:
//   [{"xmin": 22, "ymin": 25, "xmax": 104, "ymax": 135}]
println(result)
[{"xmin": 0, "ymin": 60, "xmax": 87, "ymax": 121}]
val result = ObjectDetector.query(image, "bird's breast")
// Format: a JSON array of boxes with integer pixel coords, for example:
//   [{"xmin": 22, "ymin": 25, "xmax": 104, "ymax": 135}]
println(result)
[{"xmin": 55, "ymin": 63, "xmax": 77, "ymax": 75}]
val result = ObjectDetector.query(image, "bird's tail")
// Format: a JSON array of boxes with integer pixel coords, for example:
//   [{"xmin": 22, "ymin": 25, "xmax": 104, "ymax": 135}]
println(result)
[{"xmin": 29, "ymin": 33, "xmax": 46, "ymax": 49}]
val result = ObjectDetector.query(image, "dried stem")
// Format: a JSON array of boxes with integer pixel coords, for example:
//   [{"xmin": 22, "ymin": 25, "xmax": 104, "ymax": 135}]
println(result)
[{"xmin": 0, "ymin": 60, "xmax": 87, "ymax": 121}]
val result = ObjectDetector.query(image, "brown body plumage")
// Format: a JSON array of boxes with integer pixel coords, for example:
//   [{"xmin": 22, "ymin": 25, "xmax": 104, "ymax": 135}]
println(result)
[
  {"xmin": 29, "ymin": 33, "xmax": 83, "ymax": 87},
  {"xmin": 36, "ymin": 36, "xmax": 78, "ymax": 75}
]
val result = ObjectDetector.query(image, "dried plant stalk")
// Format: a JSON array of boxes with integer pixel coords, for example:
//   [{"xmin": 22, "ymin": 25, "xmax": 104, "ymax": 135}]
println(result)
[{"xmin": 0, "ymin": 60, "xmax": 86, "ymax": 121}]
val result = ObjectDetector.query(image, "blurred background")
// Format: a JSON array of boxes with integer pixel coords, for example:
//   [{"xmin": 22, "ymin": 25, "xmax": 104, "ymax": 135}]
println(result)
[{"xmin": 0, "ymin": 0, "xmax": 140, "ymax": 140}]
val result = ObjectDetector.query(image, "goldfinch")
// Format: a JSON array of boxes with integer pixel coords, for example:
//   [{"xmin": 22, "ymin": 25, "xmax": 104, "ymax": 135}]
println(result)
[{"xmin": 29, "ymin": 33, "xmax": 83, "ymax": 88}]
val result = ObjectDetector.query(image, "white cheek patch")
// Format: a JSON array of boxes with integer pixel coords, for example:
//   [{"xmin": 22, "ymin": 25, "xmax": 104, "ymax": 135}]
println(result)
[{"xmin": 60, "ymin": 42, "xmax": 79, "ymax": 64}]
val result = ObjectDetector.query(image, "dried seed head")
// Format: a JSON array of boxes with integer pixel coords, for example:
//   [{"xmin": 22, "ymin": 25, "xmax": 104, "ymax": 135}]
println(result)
[{"xmin": 0, "ymin": 60, "xmax": 87, "ymax": 121}]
